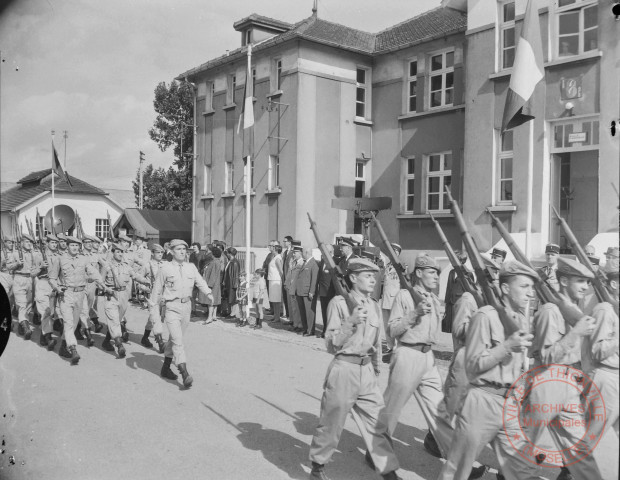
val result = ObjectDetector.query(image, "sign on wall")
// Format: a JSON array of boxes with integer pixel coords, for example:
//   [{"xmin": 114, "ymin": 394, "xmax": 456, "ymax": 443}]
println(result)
[{"xmin": 560, "ymin": 76, "xmax": 582, "ymax": 100}]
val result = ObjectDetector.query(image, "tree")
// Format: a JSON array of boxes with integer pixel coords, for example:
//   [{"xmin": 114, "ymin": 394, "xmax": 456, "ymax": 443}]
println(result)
[{"xmin": 133, "ymin": 80, "xmax": 195, "ymax": 210}]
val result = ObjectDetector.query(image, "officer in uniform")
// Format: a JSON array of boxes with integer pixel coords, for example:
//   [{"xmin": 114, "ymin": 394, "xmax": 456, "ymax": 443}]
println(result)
[
  {"xmin": 490, "ymin": 247, "xmax": 507, "ymax": 266},
  {"xmin": 309, "ymin": 258, "xmax": 401, "ymax": 480},
  {"xmin": 34, "ymin": 233, "xmax": 59, "ymax": 350},
  {"xmin": 1, "ymin": 237, "xmax": 17, "ymax": 306},
  {"xmin": 48, "ymin": 236, "xmax": 107, "ymax": 365},
  {"xmin": 538, "ymin": 243, "xmax": 560, "ymax": 292},
  {"xmin": 100, "ymin": 242, "xmax": 150, "ymax": 358},
  {"xmin": 150, "ymin": 239, "xmax": 212, "ymax": 388},
  {"xmin": 377, "ymin": 252, "xmax": 453, "ymax": 459},
  {"xmin": 142, "ymin": 243, "xmax": 166, "ymax": 352},
  {"xmin": 11, "ymin": 233, "xmax": 40, "ymax": 339}
]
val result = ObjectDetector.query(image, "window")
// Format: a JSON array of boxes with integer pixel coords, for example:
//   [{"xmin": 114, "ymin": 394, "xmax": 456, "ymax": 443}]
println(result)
[
  {"xmin": 225, "ymin": 162, "xmax": 234, "ymax": 193},
  {"xmin": 227, "ymin": 74, "xmax": 237, "ymax": 104},
  {"xmin": 245, "ymin": 30, "xmax": 251, "ymax": 45},
  {"xmin": 355, "ymin": 161, "xmax": 366, "ymax": 197},
  {"xmin": 203, "ymin": 165, "xmax": 212, "ymax": 195},
  {"xmin": 355, "ymin": 68, "xmax": 370, "ymax": 119},
  {"xmin": 272, "ymin": 59, "xmax": 282, "ymax": 91},
  {"xmin": 95, "ymin": 218, "xmax": 109, "ymax": 239},
  {"xmin": 426, "ymin": 152, "xmax": 452, "ymax": 212},
  {"xmin": 557, "ymin": 1, "xmax": 597, "ymax": 57},
  {"xmin": 242, "ymin": 159, "xmax": 255, "ymax": 192},
  {"xmin": 407, "ymin": 60, "xmax": 418, "ymax": 113},
  {"xmin": 497, "ymin": 130, "xmax": 513, "ymax": 203},
  {"xmin": 252, "ymin": 68, "xmax": 257, "ymax": 97},
  {"xmin": 428, "ymin": 51, "xmax": 454, "ymax": 108},
  {"xmin": 206, "ymin": 81, "xmax": 215, "ymax": 110},
  {"xmin": 268, "ymin": 155, "xmax": 280, "ymax": 189},
  {"xmin": 499, "ymin": 1, "xmax": 516, "ymax": 69},
  {"xmin": 405, "ymin": 157, "xmax": 415, "ymax": 213}
]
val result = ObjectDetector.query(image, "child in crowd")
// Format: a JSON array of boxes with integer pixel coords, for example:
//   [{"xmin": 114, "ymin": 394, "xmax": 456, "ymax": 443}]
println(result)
[
  {"xmin": 250, "ymin": 268, "xmax": 268, "ymax": 329},
  {"xmin": 235, "ymin": 272, "xmax": 248, "ymax": 327}
]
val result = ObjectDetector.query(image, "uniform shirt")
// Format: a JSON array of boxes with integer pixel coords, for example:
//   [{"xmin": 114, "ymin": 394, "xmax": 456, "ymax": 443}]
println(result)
[
  {"xmin": 8, "ymin": 248, "xmax": 40, "ymax": 276},
  {"xmin": 146, "ymin": 259, "xmax": 165, "ymax": 283},
  {"xmin": 582, "ymin": 302, "xmax": 619, "ymax": 373},
  {"xmin": 1, "ymin": 249, "xmax": 20, "ymax": 272},
  {"xmin": 531, "ymin": 301, "xmax": 581, "ymax": 367},
  {"xmin": 388, "ymin": 285, "xmax": 441, "ymax": 345},
  {"xmin": 325, "ymin": 290, "xmax": 382, "ymax": 374},
  {"xmin": 380, "ymin": 262, "xmax": 401, "ymax": 310},
  {"xmin": 101, "ymin": 260, "xmax": 148, "ymax": 289},
  {"xmin": 466, "ymin": 305, "xmax": 527, "ymax": 386},
  {"xmin": 285, "ymin": 257, "xmax": 302, "ymax": 292},
  {"xmin": 150, "ymin": 260, "xmax": 211, "ymax": 304},
  {"xmin": 451, "ymin": 291, "xmax": 477, "ymax": 352},
  {"xmin": 48, "ymin": 252, "xmax": 103, "ymax": 289}
]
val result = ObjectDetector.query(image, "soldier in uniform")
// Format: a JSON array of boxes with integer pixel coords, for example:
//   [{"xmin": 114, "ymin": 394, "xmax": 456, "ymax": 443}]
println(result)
[
  {"xmin": 48, "ymin": 236, "xmax": 107, "ymax": 365},
  {"xmin": 73, "ymin": 235, "xmax": 104, "ymax": 347},
  {"xmin": 537, "ymin": 243, "xmax": 560, "ymax": 292},
  {"xmin": 82, "ymin": 234, "xmax": 104, "ymax": 332},
  {"xmin": 443, "ymin": 251, "xmax": 471, "ymax": 333},
  {"xmin": 141, "ymin": 243, "xmax": 166, "ymax": 352},
  {"xmin": 285, "ymin": 243, "xmax": 303, "ymax": 332},
  {"xmin": 10, "ymin": 233, "xmax": 39, "ymax": 339},
  {"xmin": 309, "ymin": 258, "xmax": 401, "ymax": 480},
  {"xmin": 490, "ymin": 247, "xmax": 507, "ymax": 266},
  {"xmin": 34, "ymin": 233, "xmax": 60, "ymax": 350},
  {"xmin": 150, "ymin": 239, "xmax": 212, "ymax": 388},
  {"xmin": 57, "ymin": 233, "xmax": 68, "ymax": 255},
  {"xmin": 100, "ymin": 242, "xmax": 150, "ymax": 358},
  {"xmin": 0, "ymin": 237, "xmax": 17, "ymax": 306}
]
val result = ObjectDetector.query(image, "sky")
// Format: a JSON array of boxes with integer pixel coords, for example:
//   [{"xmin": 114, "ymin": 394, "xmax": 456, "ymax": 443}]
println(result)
[{"xmin": 0, "ymin": 0, "xmax": 439, "ymax": 191}]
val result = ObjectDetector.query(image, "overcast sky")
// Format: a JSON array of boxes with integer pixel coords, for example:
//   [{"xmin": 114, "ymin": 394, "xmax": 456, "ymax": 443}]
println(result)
[{"xmin": 0, "ymin": 0, "xmax": 439, "ymax": 191}]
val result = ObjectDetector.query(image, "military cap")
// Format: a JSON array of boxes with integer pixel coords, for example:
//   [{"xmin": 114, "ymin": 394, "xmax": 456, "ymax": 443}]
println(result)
[
  {"xmin": 391, "ymin": 243, "xmax": 402, "ymax": 253},
  {"xmin": 110, "ymin": 242, "xmax": 126, "ymax": 252},
  {"xmin": 545, "ymin": 243, "xmax": 560, "ymax": 254},
  {"xmin": 605, "ymin": 247, "xmax": 619, "ymax": 259},
  {"xmin": 45, "ymin": 233, "xmax": 58, "ymax": 242},
  {"xmin": 64, "ymin": 235, "xmax": 82, "ymax": 245},
  {"xmin": 150, "ymin": 243, "xmax": 164, "ymax": 253},
  {"xmin": 347, "ymin": 257, "xmax": 379, "ymax": 274},
  {"xmin": 118, "ymin": 234, "xmax": 132, "ymax": 243},
  {"xmin": 135, "ymin": 231, "xmax": 148, "ymax": 240},
  {"xmin": 2, "ymin": 237, "xmax": 14, "ymax": 243},
  {"xmin": 587, "ymin": 255, "xmax": 600, "ymax": 266},
  {"xmin": 491, "ymin": 248, "xmax": 507, "ymax": 260},
  {"xmin": 414, "ymin": 252, "xmax": 441, "ymax": 273},
  {"xmin": 556, "ymin": 257, "xmax": 594, "ymax": 279},
  {"xmin": 293, "ymin": 244, "xmax": 303, "ymax": 252},
  {"xmin": 338, "ymin": 237, "xmax": 357, "ymax": 247},
  {"xmin": 21, "ymin": 234, "xmax": 35, "ymax": 243},
  {"xmin": 291, "ymin": 240, "xmax": 301, "ymax": 247},
  {"xmin": 81, "ymin": 236, "xmax": 93, "ymax": 243},
  {"xmin": 56, "ymin": 233, "xmax": 66, "ymax": 240},
  {"xmin": 480, "ymin": 252, "xmax": 500, "ymax": 271},
  {"xmin": 603, "ymin": 260, "xmax": 619, "ymax": 280},
  {"xmin": 360, "ymin": 250, "xmax": 376, "ymax": 260},
  {"xmin": 499, "ymin": 260, "xmax": 538, "ymax": 281},
  {"xmin": 85, "ymin": 234, "xmax": 100, "ymax": 243},
  {"xmin": 169, "ymin": 239, "xmax": 188, "ymax": 249}
]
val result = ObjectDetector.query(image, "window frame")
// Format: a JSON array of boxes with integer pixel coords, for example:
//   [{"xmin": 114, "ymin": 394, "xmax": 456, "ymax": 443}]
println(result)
[
  {"xmin": 95, "ymin": 218, "xmax": 109, "ymax": 240},
  {"xmin": 245, "ymin": 30, "xmax": 251, "ymax": 45},
  {"xmin": 496, "ymin": 130, "xmax": 514, "ymax": 205},
  {"xmin": 427, "ymin": 49, "xmax": 455, "ymax": 109},
  {"xmin": 242, "ymin": 159, "xmax": 255, "ymax": 192},
  {"xmin": 425, "ymin": 151, "xmax": 453, "ymax": 213},
  {"xmin": 555, "ymin": 0, "xmax": 598, "ymax": 59},
  {"xmin": 498, "ymin": 0, "xmax": 516, "ymax": 70},
  {"xmin": 203, "ymin": 165, "xmax": 212, "ymax": 195},
  {"xmin": 355, "ymin": 66, "xmax": 371, "ymax": 120},
  {"xmin": 268, "ymin": 155, "xmax": 280, "ymax": 190},
  {"xmin": 403, "ymin": 157, "xmax": 416, "ymax": 213},
  {"xmin": 224, "ymin": 162, "xmax": 234, "ymax": 194},
  {"xmin": 406, "ymin": 58, "xmax": 418, "ymax": 113},
  {"xmin": 206, "ymin": 81, "xmax": 215, "ymax": 110},
  {"xmin": 227, "ymin": 74, "xmax": 237, "ymax": 105},
  {"xmin": 271, "ymin": 58, "xmax": 283, "ymax": 92}
]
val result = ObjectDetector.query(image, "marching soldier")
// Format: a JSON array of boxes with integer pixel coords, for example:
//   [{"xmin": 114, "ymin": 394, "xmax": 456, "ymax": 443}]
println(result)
[
  {"xmin": 35, "ymin": 233, "xmax": 60, "ymax": 350},
  {"xmin": 1, "ymin": 237, "xmax": 17, "ymax": 306},
  {"xmin": 537, "ymin": 243, "xmax": 560, "ymax": 292},
  {"xmin": 141, "ymin": 243, "xmax": 166, "ymax": 352},
  {"xmin": 100, "ymin": 243, "xmax": 150, "ymax": 358},
  {"xmin": 11, "ymin": 233, "xmax": 39, "ymax": 339},
  {"xmin": 57, "ymin": 233, "xmax": 68, "ymax": 254},
  {"xmin": 308, "ymin": 258, "xmax": 401, "ymax": 480},
  {"xmin": 48, "ymin": 236, "xmax": 107, "ymax": 365},
  {"xmin": 150, "ymin": 239, "xmax": 212, "ymax": 388},
  {"xmin": 82, "ymin": 234, "xmax": 104, "ymax": 332},
  {"xmin": 74, "ymin": 235, "xmax": 104, "ymax": 347}
]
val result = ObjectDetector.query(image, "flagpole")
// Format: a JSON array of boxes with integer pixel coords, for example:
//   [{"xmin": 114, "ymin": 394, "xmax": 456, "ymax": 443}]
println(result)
[
  {"xmin": 525, "ymin": 120, "xmax": 534, "ymax": 259},
  {"xmin": 51, "ymin": 130, "xmax": 56, "ymax": 234},
  {"xmin": 245, "ymin": 45, "xmax": 252, "ymax": 320}
]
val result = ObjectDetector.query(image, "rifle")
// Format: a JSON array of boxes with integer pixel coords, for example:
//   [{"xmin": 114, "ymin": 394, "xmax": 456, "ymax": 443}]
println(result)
[
  {"xmin": 552, "ymin": 207, "xmax": 617, "ymax": 310},
  {"xmin": 35, "ymin": 209, "xmax": 47, "ymax": 262},
  {"xmin": 12, "ymin": 216, "xmax": 23, "ymax": 262},
  {"xmin": 26, "ymin": 218, "xmax": 38, "ymax": 251},
  {"xmin": 0, "ymin": 226, "xmax": 9, "ymax": 269},
  {"xmin": 429, "ymin": 211, "xmax": 485, "ymax": 308},
  {"xmin": 486, "ymin": 208, "xmax": 585, "ymax": 325},
  {"xmin": 307, "ymin": 213, "xmax": 358, "ymax": 313},
  {"xmin": 369, "ymin": 211, "xmax": 427, "ymax": 306},
  {"xmin": 106, "ymin": 210, "xmax": 115, "ymax": 241},
  {"xmin": 445, "ymin": 187, "xmax": 521, "ymax": 335}
]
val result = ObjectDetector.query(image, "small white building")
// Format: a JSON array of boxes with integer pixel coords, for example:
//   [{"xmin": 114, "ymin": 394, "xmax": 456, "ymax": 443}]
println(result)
[{"xmin": 0, "ymin": 169, "xmax": 128, "ymax": 239}]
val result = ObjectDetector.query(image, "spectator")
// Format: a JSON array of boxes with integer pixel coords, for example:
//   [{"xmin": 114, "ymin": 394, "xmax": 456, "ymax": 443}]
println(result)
[
  {"xmin": 222, "ymin": 247, "xmax": 240, "ymax": 318},
  {"xmin": 250, "ymin": 269, "xmax": 268, "ymax": 329},
  {"xmin": 201, "ymin": 248, "xmax": 222, "ymax": 324},
  {"xmin": 281, "ymin": 235, "xmax": 293, "ymax": 319},
  {"xmin": 315, "ymin": 244, "xmax": 336, "ymax": 338},
  {"xmin": 285, "ymin": 242, "xmax": 303, "ymax": 332},
  {"xmin": 296, "ymin": 247, "xmax": 319, "ymax": 337},
  {"xmin": 442, "ymin": 250, "xmax": 471, "ymax": 333},
  {"xmin": 267, "ymin": 245, "xmax": 284, "ymax": 323},
  {"xmin": 262, "ymin": 241, "xmax": 277, "ymax": 302},
  {"xmin": 380, "ymin": 244, "xmax": 402, "ymax": 353},
  {"xmin": 189, "ymin": 242, "xmax": 203, "ymax": 314},
  {"xmin": 163, "ymin": 242, "xmax": 173, "ymax": 262},
  {"xmin": 235, "ymin": 272, "xmax": 249, "ymax": 327}
]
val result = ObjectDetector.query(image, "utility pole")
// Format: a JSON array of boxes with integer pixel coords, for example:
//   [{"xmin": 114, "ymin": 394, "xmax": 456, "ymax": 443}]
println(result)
[
  {"xmin": 139, "ymin": 151, "xmax": 145, "ymax": 209},
  {"xmin": 63, "ymin": 130, "xmax": 68, "ymax": 169}
]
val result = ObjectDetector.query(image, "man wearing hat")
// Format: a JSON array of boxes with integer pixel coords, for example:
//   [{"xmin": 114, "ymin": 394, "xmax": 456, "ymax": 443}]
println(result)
[
  {"xmin": 10, "ymin": 233, "xmax": 40, "ymax": 340},
  {"xmin": 337, "ymin": 237, "xmax": 359, "ymax": 275},
  {"xmin": 376, "ymin": 252, "xmax": 454, "ymax": 462},
  {"xmin": 48, "ymin": 236, "xmax": 108, "ymax": 365},
  {"xmin": 74, "ymin": 235, "xmax": 105, "ymax": 347},
  {"xmin": 56, "ymin": 233, "xmax": 68, "ymax": 255},
  {"xmin": 33, "ymin": 233, "xmax": 60, "ymax": 350},
  {"xmin": 284, "ymin": 241, "xmax": 303, "ymax": 331},
  {"xmin": 309, "ymin": 258, "xmax": 401, "ymax": 480},
  {"xmin": 538, "ymin": 243, "xmax": 560, "ymax": 292},
  {"xmin": 142, "ymin": 243, "xmax": 167, "ymax": 353},
  {"xmin": 100, "ymin": 242, "xmax": 151, "ymax": 359},
  {"xmin": 522, "ymin": 257, "xmax": 603, "ymax": 479},
  {"xmin": 0, "ymin": 237, "xmax": 17, "ymax": 306},
  {"xmin": 151, "ymin": 239, "xmax": 212, "ymax": 388},
  {"xmin": 280, "ymin": 235, "xmax": 294, "ymax": 319},
  {"xmin": 490, "ymin": 247, "xmax": 507, "ymax": 266},
  {"xmin": 380, "ymin": 243, "xmax": 403, "ymax": 355},
  {"xmin": 443, "ymin": 250, "xmax": 472, "ymax": 333},
  {"xmin": 439, "ymin": 261, "xmax": 544, "ymax": 479},
  {"xmin": 221, "ymin": 247, "xmax": 240, "ymax": 318}
]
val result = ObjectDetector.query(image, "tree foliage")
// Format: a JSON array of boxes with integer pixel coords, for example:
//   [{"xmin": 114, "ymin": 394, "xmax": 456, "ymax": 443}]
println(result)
[{"xmin": 133, "ymin": 80, "xmax": 195, "ymax": 210}]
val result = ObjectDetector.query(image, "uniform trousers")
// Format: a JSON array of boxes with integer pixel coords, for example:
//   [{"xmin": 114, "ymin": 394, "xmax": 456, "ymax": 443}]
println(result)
[
  {"xmin": 103, "ymin": 290, "xmax": 129, "ymax": 339},
  {"xmin": 586, "ymin": 368, "xmax": 619, "ymax": 439},
  {"xmin": 438, "ymin": 388, "xmax": 544, "ymax": 480},
  {"xmin": 380, "ymin": 347, "xmax": 453, "ymax": 456},
  {"xmin": 58, "ymin": 289, "xmax": 86, "ymax": 347},
  {"xmin": 79, "ymin": 285, "xmax": 97, "ymax": 330},
  {"xmin": 146, "ymin": 302, "xmax": 165, "ymax": 335},
  {"xmin": 13, "ymin": 275, "xmax": 33, "ymax": 323},
  {"xmin": 163, "ymin": 300, "xmax": 191, "ymax": 365},
  {"xmin": 0, "ymin": 271, "xmax": 13, "ymax": 299},
  {"xmin": 442, "ymin": 347, "xmax": 469, "ymax": 420},
  {"xmin": 381, "ymin": 309, "xmax": 395, "ymax": 349},
  {"xmin": 309, "ymin": 359, "xmax": 399, "ymax": 474},
  {"xmin": 34, "ymin": 277, "xmax": 53, "ymax": 335},
  {"xmin": 85, "ymin": 282, "xmax": 98, "ymax": 319}
]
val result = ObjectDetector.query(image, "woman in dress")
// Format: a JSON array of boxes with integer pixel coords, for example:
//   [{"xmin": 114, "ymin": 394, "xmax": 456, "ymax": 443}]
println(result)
[{"xmin": 201, "ymin": 247, "xmax": 222, "ymax": 324}]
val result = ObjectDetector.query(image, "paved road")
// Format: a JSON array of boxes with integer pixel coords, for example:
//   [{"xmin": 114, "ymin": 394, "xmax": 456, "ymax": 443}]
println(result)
[{"xmin": 0, "ymin": 306, "xmax": 617, "ymax": 480}]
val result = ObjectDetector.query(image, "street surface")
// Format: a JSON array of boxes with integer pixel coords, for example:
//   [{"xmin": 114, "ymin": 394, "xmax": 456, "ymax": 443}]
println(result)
[{"xmin": 0, "ymin": 305, "xmax": 617, "ymax": 480}]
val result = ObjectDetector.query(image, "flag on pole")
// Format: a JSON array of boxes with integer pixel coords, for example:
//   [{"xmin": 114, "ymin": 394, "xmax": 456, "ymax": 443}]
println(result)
[
  {"xmin": 237, "ymin": 44, "xmax": 254, "ymax": 159},
  {"xmin": 501, "ymin": 0, "xmax": 544, "ymax": 132},
  {"xmin": 52, "ymin": 140, "xmax": 73, "ymax": 187}
]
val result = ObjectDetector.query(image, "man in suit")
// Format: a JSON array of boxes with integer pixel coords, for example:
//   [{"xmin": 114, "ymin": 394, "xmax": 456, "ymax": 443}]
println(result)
[
  {"xmin": 337, "ymin": 237, "xmax": 358, "ymax": 273},
  {"xmin": 281, "ymin": 236, "xmax": 293, "ymax": 319},
  {"xmin": 296, "ymin": 247, "xmax": 319, "ymax": 337},
  {"xmin": 262, "ymin": 240, "xmax": 278, "ymax": 312},
  {"xmin": 222, "ymin": 247, "xmax": 240, "ymax": 317},
  {"xmin": 316, "ymin": 244, "xmax": 336, "ymax": 338}
]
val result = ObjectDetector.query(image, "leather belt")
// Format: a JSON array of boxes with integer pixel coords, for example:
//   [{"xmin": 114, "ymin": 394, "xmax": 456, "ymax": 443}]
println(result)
[
  {"xmin": 112, "ymin": 286, "xmax": 126, "ymax": 291},
  {"xmin": 37, "ymin": 274, "xmax": 49, "ymax": 279},
  {"xmin": 64, "ymin": 286, "xmax": 86, "ymax": 293},
  {"xmin": 14, "ymin": 272, "xmax": 30, "ymax": 277},
  {"xmin": 336, "ymin": 355, "xmax": 371, "ymax": 366},
  {"xmin": 166, "ymin": 296, "xmax": 192, "ymax": 304},
  {"xmin": 399, "ymin": 342, "xmax": 432, "ymax": 353},
  {"xmin": 478, "ymin": 382, "xmax": 511, "ymax": 398}
]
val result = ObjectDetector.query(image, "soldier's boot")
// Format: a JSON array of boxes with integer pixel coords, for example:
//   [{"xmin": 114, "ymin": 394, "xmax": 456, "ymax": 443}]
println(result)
[
  {"xmin": 423, "ymin": 431, "xmax": 442, "ymax": 458},
  {"xmin": 21, "ymin": 321, "xmax": 33, "ymax": 340},
  {"xmin": 17, "ymin": 321, "xmax": 24, "ymax": 336},
  {"xmin": 39, "ymin": 331, "xmax": 49, "ymax": 346},
  {"xmin": 32, "ymin": 311, "xmax": 41, "ymax": 325},
  {"xmin": 68, "ymin": 345, "xmax": 80, "ymax": 365},
  {"xmin": 140, "ymin": 329, "xmax": 153, "ymax": 348},
  {"xmin": 91, "ymin": 317, "xmax": 104, "ymax": 333},
  {"xmin": 178, "ymin": 363, "xmax": 193, "ymax": 388},
  {"xmin": 154, "ymin": 334, "xmax": 165, "ymax": 354},
  {"xmin": 556, "ymin": 467, "xmax": 574, "ymax": 480},
  {"xmin": 310, "ymin": 462, "xmax": 332, "ymax": 480},
  {"xmin": 160, "ymin": 356, "xmax": 178, "ymax": 381},
  {"xmin": 45, "ymin": 333, "xmax": 57, "ymax": 351},
  {"xmin": 53, "ymin": 317, "xmax": 62, "ymax": 332},
  {"xmin": 102, "ymin": 330, "xmax": 115, "ymax": 352},
  {"xmin": 59, "ymin": 340, "xmax": 72, "ymax": 359},
  {"xmin": 114, "ymin": 337, "xmax": 126, "ymax": 358},
  {"xmin": 121, "ymin": 322, "xmax": 129, "ymax": 343},
  {"xmin": 84, "ymin": 328, "xmax": 95, "ymax": 347}
]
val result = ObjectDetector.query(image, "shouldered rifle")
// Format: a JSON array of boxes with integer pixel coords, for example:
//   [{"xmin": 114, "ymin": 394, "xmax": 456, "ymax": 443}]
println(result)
[
  {"xmin": 26, "ymin": 218, "xmax": 38, "ymax": 251},
  {"xmin": 445, "ymin": 187, "xmax": 520, "ymax": 335},
  {"xmin": 12, "ymin": 217, "xmax": 23, "ymax": 262},
  {"xmin": 0, "ymin": 226, "xmax": 8, "ymax": 267},
  {"xmin": 307, "ymin": 213, "xmax": 358, "ymax": 313},
  {"xmin": 429, "ymin": 211, "xmax": 485, "ymax": 308},
  {"xmin": 106, "ymin": 210, "xmax": 115, "ymax": 241},
  {"xmin": 369, "ymin": 211, "xmax": 426, "ymax": 305},
  {"xmin": 552, "ymin": 207, "xmax": 617, "ymax": 309},
  {"xmin": 35, "ymin": 209, "xmax": 47, "ymax": 262}
]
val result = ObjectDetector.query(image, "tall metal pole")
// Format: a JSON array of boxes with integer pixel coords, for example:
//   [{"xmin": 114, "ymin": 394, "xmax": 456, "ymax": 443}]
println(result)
[
  {"xmin": 525, "ymin": 120, "xmax": 534, "ymax": 258},
  {"xmin": 139, "ymin": 151, "xmax": 144, "ymax": 209},
  {"xmin": 245, "ymin": 46, "xmax": 252, "ymax": 320},
  {"xmin": 51, "ymin": 130, "xmax": 56, "ymax": 233}
]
